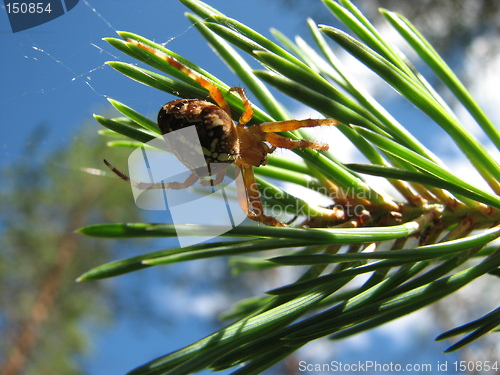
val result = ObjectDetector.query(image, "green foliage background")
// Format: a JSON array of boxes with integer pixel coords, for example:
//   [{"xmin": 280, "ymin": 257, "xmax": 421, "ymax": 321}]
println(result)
[{"xmin": 0, "ymin": 126, "xmax": 143, "ymax": 375}]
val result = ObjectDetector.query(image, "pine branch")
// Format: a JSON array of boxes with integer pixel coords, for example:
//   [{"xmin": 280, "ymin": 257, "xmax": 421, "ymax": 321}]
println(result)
[{"xmin": 80, "ymin": 0, "xmax": 500, "ymax": 373}]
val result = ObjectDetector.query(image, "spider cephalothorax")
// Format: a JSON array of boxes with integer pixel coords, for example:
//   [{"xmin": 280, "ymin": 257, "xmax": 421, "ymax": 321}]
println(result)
[{"xmin": 105, "ymin": 39, "xmax": 340, "ymax": 227}]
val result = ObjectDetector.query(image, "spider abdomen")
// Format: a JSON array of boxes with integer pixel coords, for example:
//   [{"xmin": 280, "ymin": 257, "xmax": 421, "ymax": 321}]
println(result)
[{"xmin": 158, "ymin": 99, "xmax": 240, "ymax": 168}]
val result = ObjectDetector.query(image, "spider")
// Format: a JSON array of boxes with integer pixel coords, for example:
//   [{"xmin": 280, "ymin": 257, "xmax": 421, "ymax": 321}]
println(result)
[{"xmin": 105, "ymin": 39, "xmax": 340, "ymax": 227}]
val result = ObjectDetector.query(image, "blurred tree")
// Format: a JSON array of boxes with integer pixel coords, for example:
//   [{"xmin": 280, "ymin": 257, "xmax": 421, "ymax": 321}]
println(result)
[
  {"xmin": 0, "ymin": 123, "xmax": 143, "ymax": 375},
  {"xmin": 281, "ymin": 0, "xmax": 500, "ymax": 53}
]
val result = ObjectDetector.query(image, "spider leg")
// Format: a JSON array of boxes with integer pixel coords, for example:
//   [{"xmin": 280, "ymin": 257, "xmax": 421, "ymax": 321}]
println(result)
[
  {"xmin": 237, "ymin": 163, "xmax": 285, "ymax": 227},
  {"xmin": 261, "ymin": 133, "xmax": 329, "ymax": 151},
  {"xmin": 257, "ymin": 118, "xmax": 339, "ymax": 132},
  {"xmin": 103, "ymin": 159, "xmax": 199, "ymax": 190},
  {"xmin": 199, "ymin": 169, "xmax": 226, "ymax": 187},
  {"xmin": 229, "ymin": 87, "xmax": 253, "ymax": 127},
  {"xmin": 255, "ymin": 118, "xmax": 338, "ymax": 150},
  {"xmin": 126, "ymin": 38, "xmax": 232, "ymax": 117},
  {"xmin": 163, "ymin": 172, "xmax": 199, "ymax": 190}
]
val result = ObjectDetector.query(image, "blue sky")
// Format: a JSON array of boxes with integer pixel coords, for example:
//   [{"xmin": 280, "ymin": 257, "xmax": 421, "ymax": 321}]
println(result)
[
  {"xmin": 0, "ymin": 0, "xmax": 308, "ymax": 166},
  {"xmin": 0, "ymin": 1, "xmax": 342, "ymax": 373},
  {"xmin": 2, "ymin": 1, "xmax": 498, "ymax": 374}
]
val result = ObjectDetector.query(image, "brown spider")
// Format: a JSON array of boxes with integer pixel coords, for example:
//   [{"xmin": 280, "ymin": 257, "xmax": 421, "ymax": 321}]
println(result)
[{"xmin": 105, "ymin": 39, "xmax": 340, "ymax": 227}]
